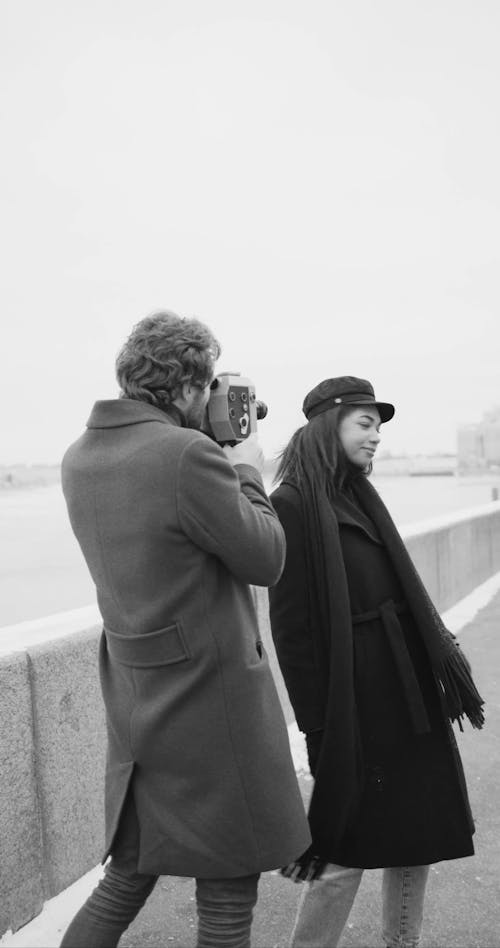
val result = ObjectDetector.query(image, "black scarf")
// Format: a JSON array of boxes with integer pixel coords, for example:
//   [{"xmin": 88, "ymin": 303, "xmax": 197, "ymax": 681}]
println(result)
[{"xmin": 288, "ymin": 471, "xmax": 484, "ymax": 868}]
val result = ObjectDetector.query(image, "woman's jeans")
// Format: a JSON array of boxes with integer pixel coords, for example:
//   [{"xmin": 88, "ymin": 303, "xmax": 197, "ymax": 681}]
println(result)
[
  {"xmin": 60, "ymin": 792, "xmax": 259, "ymax": 948},
  {"xmin": 290, "ymin": 863, "xmax": 430, "ymax": 948}
]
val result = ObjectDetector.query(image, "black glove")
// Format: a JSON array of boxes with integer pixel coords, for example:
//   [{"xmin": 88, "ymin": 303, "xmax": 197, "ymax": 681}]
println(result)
[{"xmin": 280, "ymin": 850, "xmax": 327, "ymax": 883}]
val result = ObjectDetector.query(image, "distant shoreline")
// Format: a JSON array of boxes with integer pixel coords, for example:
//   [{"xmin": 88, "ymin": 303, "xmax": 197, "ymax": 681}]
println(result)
[
  {"xmin": 2, "ymin": 458, "xmax": 499, "ymax": 492},
  {"xmin": 0, "ymin": 464, "xmax": 61, "ymax": 491}
]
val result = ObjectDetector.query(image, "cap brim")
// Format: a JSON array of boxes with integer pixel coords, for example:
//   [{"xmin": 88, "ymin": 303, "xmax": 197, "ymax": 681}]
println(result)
[
  {"xmin": 375, "ymin": 401, "xmax": 395, "ymax": 423},
  {"xmin": 350, "ymin": 398, "xmax": 395, "ymax": 423}
]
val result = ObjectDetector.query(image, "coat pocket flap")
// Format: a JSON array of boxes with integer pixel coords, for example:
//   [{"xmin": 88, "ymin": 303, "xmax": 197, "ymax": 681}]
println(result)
[{"xmin": 104, "ymin": 622, "xmax": 190, "ymax": 668}]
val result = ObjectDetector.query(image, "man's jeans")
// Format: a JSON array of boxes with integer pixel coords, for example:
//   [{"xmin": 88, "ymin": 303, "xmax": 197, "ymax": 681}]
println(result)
[
  {"xmin": 290, "ymin": 863, "xmax": 430, "ymax": 948},
  {"xmin": 60, "ymin": 792, "xmax": 259, "ymax": 948}
]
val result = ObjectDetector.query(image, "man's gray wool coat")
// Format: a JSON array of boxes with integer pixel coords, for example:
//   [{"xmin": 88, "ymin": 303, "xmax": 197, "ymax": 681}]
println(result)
[{"xmin": 62, "ymin": 398, "xmax": 310, "ymax": 878}]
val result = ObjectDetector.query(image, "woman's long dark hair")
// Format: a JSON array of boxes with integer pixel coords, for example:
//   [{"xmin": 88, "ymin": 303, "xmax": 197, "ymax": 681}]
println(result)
[{"xmin": 274, "ymin": 405, "xmax": 371, "ymax": 493}]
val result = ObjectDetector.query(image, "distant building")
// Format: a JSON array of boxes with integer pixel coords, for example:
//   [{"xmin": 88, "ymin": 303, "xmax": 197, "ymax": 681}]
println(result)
[{"xmin": 457, "ymin": 407, "xmax": 500, "ymax": 472}]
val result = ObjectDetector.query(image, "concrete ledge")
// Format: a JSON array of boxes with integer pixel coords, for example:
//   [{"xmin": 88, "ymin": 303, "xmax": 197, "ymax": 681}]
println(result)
[
  {"xmin": 0, "ymin": 606, "xmax": 101, "ymax": 658},
  {"xmin": 0, "ymin": 652, "xmax": 43, "ymax": 934},
  {"xmin": 28, "ymin": 629, "xmax": 106, "ymax": 899},
  {"xmin": 402, "ymin": 502, "xmax": 500, "ymax": 611}
]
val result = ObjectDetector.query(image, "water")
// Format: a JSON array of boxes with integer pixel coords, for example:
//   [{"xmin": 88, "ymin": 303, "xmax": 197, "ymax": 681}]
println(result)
[
  {"xmin": 1, "ymin": 476, "xmax": 499, "ymax": 627},
  {"xmin": 370, "ymin": 474, "xmax": 500, "ymax": 527},
  {"xmin": 0, "ymin": 484, "xmax": 95, "ymax": 626}
]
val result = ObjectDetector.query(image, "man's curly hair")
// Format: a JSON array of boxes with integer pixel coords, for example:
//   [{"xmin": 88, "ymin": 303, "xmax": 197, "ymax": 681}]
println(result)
[{"xmin": 116, "ymin": 310, "xmax": 221, "ymax": 411}]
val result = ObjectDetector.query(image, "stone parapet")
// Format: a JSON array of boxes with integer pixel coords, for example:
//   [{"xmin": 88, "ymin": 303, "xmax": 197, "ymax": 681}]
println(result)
[
  {"xmin": 0, "ymin": 631, "xmax": 105, "ymax": 936},
  {"xmin": 402, "ymin": 500, "xmax": 500, "ymax": 611},
  {"xmin": 0, "ymin": 651, "xmax": 43, "ymax": 934},
  {"xmin": 27, "ymin": 632, "xmax": 106, "ymax": 898}
]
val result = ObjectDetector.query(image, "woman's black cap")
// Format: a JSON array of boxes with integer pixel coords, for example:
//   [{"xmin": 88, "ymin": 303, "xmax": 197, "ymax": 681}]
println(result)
[{"xmin": 303, "ymin": 376, "xmax": 395, "ymax": 423}]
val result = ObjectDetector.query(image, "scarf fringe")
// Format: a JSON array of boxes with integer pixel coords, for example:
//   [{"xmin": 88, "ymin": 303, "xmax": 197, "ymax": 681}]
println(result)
[
  {"xmin": 352, "ymin": 478, "xmax": 485, "ymax": 733},
  {"xmin": 437, "ymin": 647, "xmax": 485, "ymax": 731}
]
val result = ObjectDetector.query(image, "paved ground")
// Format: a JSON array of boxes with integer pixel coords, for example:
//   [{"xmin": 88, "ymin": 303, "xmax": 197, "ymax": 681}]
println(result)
[{"xmin": 117, "ymin": 591, "xmax": 500, "ymax": 948}]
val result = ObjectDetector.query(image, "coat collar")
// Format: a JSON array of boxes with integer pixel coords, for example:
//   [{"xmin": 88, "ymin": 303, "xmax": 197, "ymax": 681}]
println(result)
[
  {"xmin": 330, "ymin": 489, "xmax": 383, "ymax": 545},
  {"xmin": 86, "ymin": 398, "xmax": 186, "ymax": 429}
]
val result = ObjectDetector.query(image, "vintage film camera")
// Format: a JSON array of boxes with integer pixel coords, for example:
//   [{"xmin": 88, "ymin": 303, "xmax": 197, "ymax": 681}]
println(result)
[{"xmin": 206, "ymin": 372, "xmax": 268, "ymax": 445}]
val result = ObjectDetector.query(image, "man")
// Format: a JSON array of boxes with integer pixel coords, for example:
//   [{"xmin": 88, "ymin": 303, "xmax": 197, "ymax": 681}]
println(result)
[{"xmin": 60, "ymin": 310, "xmax": 310, "ymax": 948}]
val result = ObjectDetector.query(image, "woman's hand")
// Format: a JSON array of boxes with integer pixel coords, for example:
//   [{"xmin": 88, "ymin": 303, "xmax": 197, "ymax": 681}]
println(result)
[{"xmin": 280, "ymin": 852, "xmax": 327, "ymax": 883}]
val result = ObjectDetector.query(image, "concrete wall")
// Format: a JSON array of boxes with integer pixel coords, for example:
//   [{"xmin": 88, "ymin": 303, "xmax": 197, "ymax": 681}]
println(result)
[
  {"xmin": 0, "ymin": 651, "xmax": 43, "ymax": 935},
  {"xmin": 28, "ymin": 633, "xmax": 106, "ymax": 897},
  {"xmin": 0, "ymin": 629, "xmax": 106, "ymax": 936},
  {"xmin": 402, "ymin": 501, "xmax": 500, "ymax": 611},
  {"xmin": 1, "ymin": 501, "xmax": 500, "ymax": 936}
]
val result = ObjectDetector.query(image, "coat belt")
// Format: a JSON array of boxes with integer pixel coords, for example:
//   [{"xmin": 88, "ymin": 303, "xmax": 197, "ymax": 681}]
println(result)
[{"xmin": 352, "ymin": 598, "xmax": 431, "ymax": 735}]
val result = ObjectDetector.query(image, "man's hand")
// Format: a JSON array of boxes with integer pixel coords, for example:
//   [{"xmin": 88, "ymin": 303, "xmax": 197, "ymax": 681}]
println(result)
[{"xmin": 222, "ymin": 434, "xmax": 265, "ymax": 474}]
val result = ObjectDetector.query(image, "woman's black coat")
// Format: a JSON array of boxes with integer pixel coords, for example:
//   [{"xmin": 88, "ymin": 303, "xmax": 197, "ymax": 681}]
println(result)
[{"xmin": 269, "ymin": 482, "xmax": 475, "ymax": 869}]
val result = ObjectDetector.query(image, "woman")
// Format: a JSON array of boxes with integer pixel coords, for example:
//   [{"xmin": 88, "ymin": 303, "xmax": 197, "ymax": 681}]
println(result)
[{"xmin": 269, "ymin": 376, "xmax": 484, "ymax": 948}]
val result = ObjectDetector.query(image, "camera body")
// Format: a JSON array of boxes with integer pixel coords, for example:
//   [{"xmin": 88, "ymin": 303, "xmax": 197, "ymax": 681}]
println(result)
[{"xmin": 206, "ymin": 372, "xmax": 267, "ymax": 444}]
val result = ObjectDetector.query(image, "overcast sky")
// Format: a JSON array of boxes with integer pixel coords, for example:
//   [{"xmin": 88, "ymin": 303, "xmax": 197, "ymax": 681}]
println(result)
[{"xmin": 1, "ymin": 0, "xmax": 499, "ymax": 464}]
